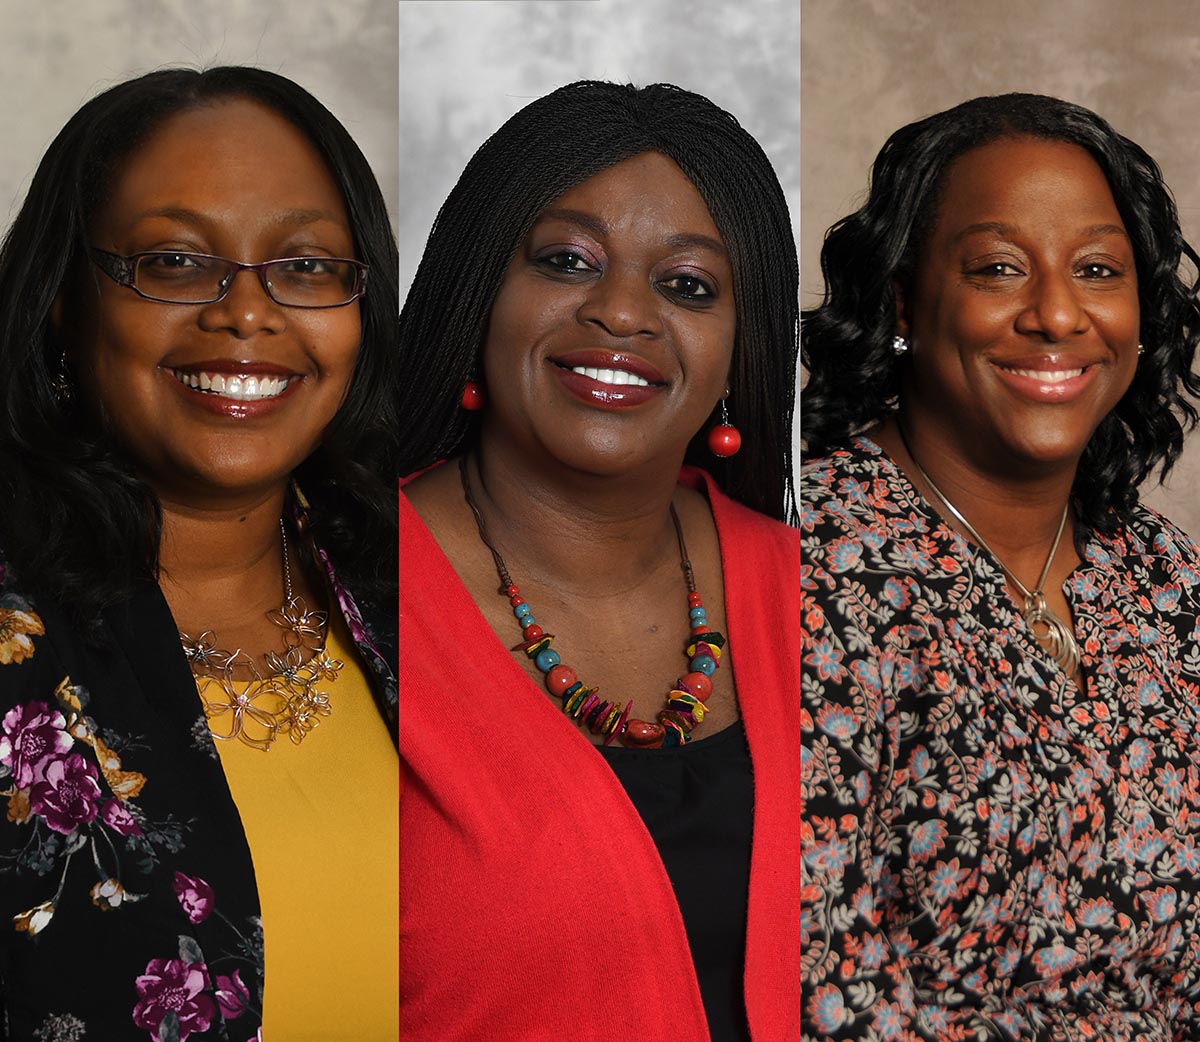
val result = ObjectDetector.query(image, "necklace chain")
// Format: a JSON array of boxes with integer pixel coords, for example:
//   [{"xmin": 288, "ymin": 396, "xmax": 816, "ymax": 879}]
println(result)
[
  {"xmin": 896, "ymin": 425, "xmax": 1082, "ymax": 676},
  {"xmin": 180, "ymin": 518, "xmax": 342, "ymax": 751},
  {"xmin": 459, "ymin": 456, "xmax": 723, "ymax": 748}
]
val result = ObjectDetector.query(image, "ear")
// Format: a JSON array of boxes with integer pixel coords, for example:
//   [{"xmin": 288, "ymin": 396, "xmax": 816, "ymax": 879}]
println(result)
[{"xmin": 892, "ymin": 277, "xmax": 910, "ymax": 340}]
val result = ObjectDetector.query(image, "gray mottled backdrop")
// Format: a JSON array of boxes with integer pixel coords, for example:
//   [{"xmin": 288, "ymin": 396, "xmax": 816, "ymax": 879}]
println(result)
[
  {"xmin": 398, "ymin": 0, "xmax": 800, "ymax": 299},
  {"xmin": 802, "ymin": 0, "xmax": 1200, "ymax": 536},
  {"xmin": 0, "ymin": 0, "xmax": 398, "ymax": 235}
]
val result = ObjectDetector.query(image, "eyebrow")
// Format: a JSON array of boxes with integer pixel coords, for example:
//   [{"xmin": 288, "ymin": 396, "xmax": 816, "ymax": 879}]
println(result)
[
  {"xmin": 537, "ymin": 208, "xmax": 609, "ymax": 239},
  {"xmin": 131, "ymin": 206, "xmax": 341, "ymax": 227},
  {"xmin": 536, "ymin": 208, "xmax": 728, "ymax": 256},
  {"xmin": 665, "ymin": 232, "xmax": 728, "ymax": 257},
  {"xmin": 955, "ymin": 221, "xmax": 1129, "ymax": 242}
]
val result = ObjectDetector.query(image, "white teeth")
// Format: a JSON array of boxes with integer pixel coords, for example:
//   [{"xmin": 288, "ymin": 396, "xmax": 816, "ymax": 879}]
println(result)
[
  {"xmin": 172, "ymin": 369, "xmax": 292, "ymax": 401},
  {"xmin": 570, "ymin": 366, "xmax": 651, "ymax": 387},
  {"xmin": 1006, "ymin": 367, "xmax": 1085, "ymax": 384}
]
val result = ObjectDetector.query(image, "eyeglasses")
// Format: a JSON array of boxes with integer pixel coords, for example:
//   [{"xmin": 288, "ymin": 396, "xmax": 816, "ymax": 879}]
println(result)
[{"xmin": 89, "ymin": 248, "xmax": 368, "ymax": 308}]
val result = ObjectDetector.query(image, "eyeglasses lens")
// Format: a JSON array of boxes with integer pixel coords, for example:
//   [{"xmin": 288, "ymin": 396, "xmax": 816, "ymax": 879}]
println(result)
[{"xmin": 133, "ymin": 254, "xmax": 361, "ymax": 307}]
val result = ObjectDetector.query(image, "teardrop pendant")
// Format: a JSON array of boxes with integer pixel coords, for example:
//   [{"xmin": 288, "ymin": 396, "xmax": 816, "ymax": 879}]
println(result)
[{"xmin": 1023, "ymin": 591, "xmax": 1081, "ymax": 676}]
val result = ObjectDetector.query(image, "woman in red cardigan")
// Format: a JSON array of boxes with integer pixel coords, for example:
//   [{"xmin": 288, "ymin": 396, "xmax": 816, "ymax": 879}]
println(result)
[{"xmin": 398, "ymin": 81, "xmax": 799, "ymax": 1042}]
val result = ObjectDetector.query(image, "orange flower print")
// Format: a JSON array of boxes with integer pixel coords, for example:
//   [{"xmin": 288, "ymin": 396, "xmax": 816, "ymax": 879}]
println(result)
[
  {"xmin": 5, "ymin": 787, "xmax": 30, "ymax": 824},
  {"xmin": 0, "ymin": 608, "xmax": 44, "ymax": 665}
]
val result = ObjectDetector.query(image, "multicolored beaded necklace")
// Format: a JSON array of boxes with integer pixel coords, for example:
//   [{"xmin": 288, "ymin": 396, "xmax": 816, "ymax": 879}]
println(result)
[{"xmin": 459, "ymin": 456, "xmax": 726, "ymax": 748}]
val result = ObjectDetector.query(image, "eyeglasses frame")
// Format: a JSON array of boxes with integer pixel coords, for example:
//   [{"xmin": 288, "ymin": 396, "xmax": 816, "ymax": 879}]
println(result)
[{"xmin": 88, "ymin": 247, "xmax": 369, "ymax": 308}]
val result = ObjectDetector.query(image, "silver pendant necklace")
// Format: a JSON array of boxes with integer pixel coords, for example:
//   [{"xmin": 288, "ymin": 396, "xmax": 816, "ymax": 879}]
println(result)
[{"xmin": 896, "ymin": 427, "xmax": 1082, "ymax": 676}]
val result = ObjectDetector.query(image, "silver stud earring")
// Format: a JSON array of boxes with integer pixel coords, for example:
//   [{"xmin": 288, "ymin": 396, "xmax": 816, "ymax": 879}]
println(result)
[
  {"xmin": 1137, "ymin": 343, "xmax": 1145, "ymax": 356},
  {"xmin": 892, "ymin": 335, "xmax": 909, "ymax": 356}
]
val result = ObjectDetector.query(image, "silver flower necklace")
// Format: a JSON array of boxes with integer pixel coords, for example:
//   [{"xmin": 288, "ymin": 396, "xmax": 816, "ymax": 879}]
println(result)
[
  {"xmin": 896, "ymin": 425, "xmax": 1082, "ymax": 676},
  {"xmin": 179, "ymin": 519, "xmax": 341, "ymax": 751}
]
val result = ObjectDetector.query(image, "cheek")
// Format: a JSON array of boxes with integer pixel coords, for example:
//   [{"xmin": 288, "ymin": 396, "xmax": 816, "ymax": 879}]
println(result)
[
  {"xmin": 933, "ymin": 290, "xmax": 1010, "ymax": 348},
  {"xmin": 308, "ymin": 310, "xmax": 361, "ymax": 382}
]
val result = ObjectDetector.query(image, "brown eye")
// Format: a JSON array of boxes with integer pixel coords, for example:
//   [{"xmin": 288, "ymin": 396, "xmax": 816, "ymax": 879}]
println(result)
[
  {"xmin": 540, "ymin": 251, "xmax": 593, "ymax": 272},
  {"xmin": 660, "ymin": 274, "xmax": 713, "ymax": 299},
  {"xmin": 971, "ymin": 262, "xmax": 1022, "ymax": 278}
]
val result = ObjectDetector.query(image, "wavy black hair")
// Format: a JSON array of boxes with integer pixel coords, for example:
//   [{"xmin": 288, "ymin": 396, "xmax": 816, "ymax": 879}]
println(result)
[
  {"xmin": 802, "ymin": 92, "xmax": 1200, "ymax": 535},
  {"xmin": 0, "ymin": 66, "xmax": 398, "ymax": 619},
  {"xmin": 397, "ymin": 80, "xmax": 798, "ymax": 523}
]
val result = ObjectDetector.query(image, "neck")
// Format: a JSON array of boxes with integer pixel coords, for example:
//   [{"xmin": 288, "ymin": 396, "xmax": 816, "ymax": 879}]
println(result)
[
  {"xmin": 468, "ymin": 440, "xmax": 687, "ymax": 597},
  {"xmin": 156, "ymin": 484, "xmax": 290, "ymax": 623},
  {"xmin": 878, "ymin": 415, "xmax": 1077, "ymax": 578}
]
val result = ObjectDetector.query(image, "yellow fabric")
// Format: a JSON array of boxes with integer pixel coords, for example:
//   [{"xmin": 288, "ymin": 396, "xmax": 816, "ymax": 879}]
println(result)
[{"xmin": 212, "ymin": 615, "xmax": 398, "ymax": 1040}]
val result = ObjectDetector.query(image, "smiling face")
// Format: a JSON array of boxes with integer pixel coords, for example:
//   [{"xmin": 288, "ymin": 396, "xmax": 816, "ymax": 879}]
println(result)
[
  {"xmin": 61, "ymin": 97, "xmax": 362, "ymax": 504},
  {"xmin": 898, "ymin": 135, "xmax": 1140, "ymax": 477},
  {"xmin": 479, "ymin": 151, "xmax": 736, "ymax": 476}
]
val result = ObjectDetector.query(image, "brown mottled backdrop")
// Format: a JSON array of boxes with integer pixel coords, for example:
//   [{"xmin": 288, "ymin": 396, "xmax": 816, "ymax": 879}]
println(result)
[
  {"xmin": 802, "ymin": 0, "xmax": 1200, "ymax": 536},
  {"xmin": 0, "ymin": 0, "xmax": 398, "ymax": 235}
]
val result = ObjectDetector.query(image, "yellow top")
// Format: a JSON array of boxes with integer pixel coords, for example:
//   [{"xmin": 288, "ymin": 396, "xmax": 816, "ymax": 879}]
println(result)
[{"xmin": 211, "ymin": 614, "xmax": 398, "ymax": 1041}]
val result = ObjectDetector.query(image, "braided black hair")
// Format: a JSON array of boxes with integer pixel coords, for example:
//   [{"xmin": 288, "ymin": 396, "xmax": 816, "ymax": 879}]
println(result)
[
  {"xmin": 802, "ymin": 92, "xmax": 1200, "ymax": 536},
  {"xmin": 398, "ymin": 80, "xmax": 798, "ymax": 523},
  {"xmin": 0, "ymin": 67, "xmax": 398, "ymax": 619}
]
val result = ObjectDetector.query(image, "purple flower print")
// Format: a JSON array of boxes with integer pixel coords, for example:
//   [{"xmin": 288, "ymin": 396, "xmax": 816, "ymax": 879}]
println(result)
[
  {"xmin": 215, "ymin": 969, "xmax": 250, "ymax": 1020},
  {"xmin": 172, "ymin": 872, "xmax": 215, "ymax": 924},
  {"xmin": 319, "ymin": 547, "xmax": 380, "ymax": 654},
  {"xmin": 0, "ymin": 701, "xmax": 73, "ymax": 787},
  {"xmin": 132, "ymin": 958, "xmax": 215, "ymax": 1042},
  {"xmin": 28, "ymin": 752, "xmax": 101, "ymax": 834},
  {"xmin": 101, "ymin": 797, "xmax": 142, "ymax": 837}
]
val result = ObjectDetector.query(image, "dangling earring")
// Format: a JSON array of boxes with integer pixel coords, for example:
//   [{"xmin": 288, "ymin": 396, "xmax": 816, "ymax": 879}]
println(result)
[
  {"xmin": 460, "ymin": 378, "xmax": 485, "ymax": 411},
  {"xmin": 707, "ymin": 397, "xmax": 741, "ymax": 458},
  {"xmin": 892, "ymin": 335, "xmax": 909, "ymax": 356},
  {"xmin": 1137, "ymin": 343, "xmax": 1145, "ymax": 357},
  {"xmin": 51, "ymin": 348, "xmax": 73, "ymax": 405}
]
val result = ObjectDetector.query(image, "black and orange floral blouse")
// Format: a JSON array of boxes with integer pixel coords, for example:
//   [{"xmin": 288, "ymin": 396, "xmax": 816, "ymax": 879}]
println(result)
[
  {"xmin": 0, "ymin": 523, "xmax": 396, "ymax": 1042},
  {"xmin": 802, "ymin": 436, "xmax": 1200, "ymax": 1040}
]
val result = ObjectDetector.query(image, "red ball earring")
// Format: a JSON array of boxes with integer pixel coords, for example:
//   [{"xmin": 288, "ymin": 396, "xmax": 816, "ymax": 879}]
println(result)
[
  {"xmin": 707, "ymin": 397, "xmax": 741, "ymax": 458},
  {"xmin": 460, "ymin": 379, "xmax": 485, "ymax": 411}
]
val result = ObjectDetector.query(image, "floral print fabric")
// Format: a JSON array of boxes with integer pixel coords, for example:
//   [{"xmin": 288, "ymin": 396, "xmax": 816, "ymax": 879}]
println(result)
[
  {"xmin": 802, "ymin": 437, "xmax": 1200, "ymax": 1041},
  {"xmin": 0, "ymin": 523, "xmax": 395, "ymax": 1040}
]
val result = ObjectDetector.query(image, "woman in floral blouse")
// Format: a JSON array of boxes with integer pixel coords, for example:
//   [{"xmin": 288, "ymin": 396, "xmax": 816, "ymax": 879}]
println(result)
[
  {"xmin": 0, "ymin": 69, "xmax": 397, "ymax": 1040},
  {"xmin": 802, "ymin": 94, "xmax": 1200, "ymax": 1038}
]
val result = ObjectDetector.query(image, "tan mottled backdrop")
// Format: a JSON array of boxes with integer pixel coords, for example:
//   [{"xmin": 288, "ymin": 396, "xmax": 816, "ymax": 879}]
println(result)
[
  {"xmin": 399, "ymin": 0, "xmax": 800, "ymax": 300},
  {"xmin": 0, "ymin": 0, "xmax": 398, "ymax": 235},
  {"xmin": 802, "ymin": 0, "xmax": 1200, "ymax": 537}
]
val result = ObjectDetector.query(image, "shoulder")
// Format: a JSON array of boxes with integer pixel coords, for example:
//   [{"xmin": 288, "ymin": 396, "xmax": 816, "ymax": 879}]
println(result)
[
  {"xmin": 801, "ymin": 436, "xmax": 888, "ymax": 505},
  {"xmin": 0, "ymin": 546, "xmax": 50, "ymax": 669},
  {"xmin": 800, "ymin": 437, "xmax": 925, "ymax": 554},
  {"xmin": 1090, "ymin": 502, "xmax": 1200, "ymax": 575},
  {"xmin": 681, "ymin": 467, "xmax": 797, "ymax": 565}
]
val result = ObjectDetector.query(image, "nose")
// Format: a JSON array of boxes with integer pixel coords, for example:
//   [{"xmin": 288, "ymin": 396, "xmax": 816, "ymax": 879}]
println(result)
[
  {"xmin": 1014, "ymin": 271, "xmax": 1091, "ymax": 341},
  {"xmin": 575, "ymin": 267, "xmax": 661, "ymax": 339},
  {"xmin": 196, "ymin": 268, "xmax": 287, "ymax": 338}
]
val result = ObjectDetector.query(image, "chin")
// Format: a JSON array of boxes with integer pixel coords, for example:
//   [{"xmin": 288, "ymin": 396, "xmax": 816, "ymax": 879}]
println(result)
[
  {"xmin": 996, "ymin": 423, "xmax": 1096, "ymax": 472},
  {"xmin": 551, "ymin": 425, "xmax": 689, "ymax": 478}
]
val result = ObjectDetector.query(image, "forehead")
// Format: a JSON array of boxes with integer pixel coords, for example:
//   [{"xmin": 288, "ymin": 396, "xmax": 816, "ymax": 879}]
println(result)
[
  {"xmin": 540, "ymin": 152, "xmax": 723, "ymax": 242},
  {"xmin": 93, "ymin": 97, "xmax": 349, "ymax": 237},
  {"xmin": 929, "ymin": 136, "xmax": 1123, "ymax": 239}
]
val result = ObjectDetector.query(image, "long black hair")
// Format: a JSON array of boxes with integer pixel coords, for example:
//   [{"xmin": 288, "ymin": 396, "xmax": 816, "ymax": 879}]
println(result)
[
  {"xmin": 802, "ymin": 92, "xmax": 1200, "ymax": 536},
  {"xmin": 397, "ymin": 80, "xmax": 798, "ymax": 523},
  {"xmin": 0, "ymin": 66, "xmax": 398, "ymax": 618}
]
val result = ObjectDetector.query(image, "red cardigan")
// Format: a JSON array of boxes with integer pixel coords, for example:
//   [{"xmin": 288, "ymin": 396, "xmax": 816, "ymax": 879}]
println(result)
[{"xmin": 399, "ymin": 469, "xmax": 799, "ymax": 1041}]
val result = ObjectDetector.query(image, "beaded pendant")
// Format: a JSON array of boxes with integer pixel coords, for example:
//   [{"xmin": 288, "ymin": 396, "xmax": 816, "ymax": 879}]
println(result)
[
  {"xmin": 505, "ymin": 582, "xmax": 726, "ymax": 747},
  {"xmin": 461, "ymin": 456, "xmax": 726, "ymax": 747}
]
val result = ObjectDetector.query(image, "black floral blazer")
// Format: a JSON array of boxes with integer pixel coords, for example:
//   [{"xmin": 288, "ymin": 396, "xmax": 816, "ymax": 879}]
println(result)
[{"xmin": 0, "ymin": 534, "xmax": 396, "ymax": 1042}]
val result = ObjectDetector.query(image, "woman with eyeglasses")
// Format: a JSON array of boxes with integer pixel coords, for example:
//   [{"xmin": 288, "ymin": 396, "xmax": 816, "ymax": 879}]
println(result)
[{"xmin": 0, "ymin": 67, "xmax": 397, "ymax": 1041}]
